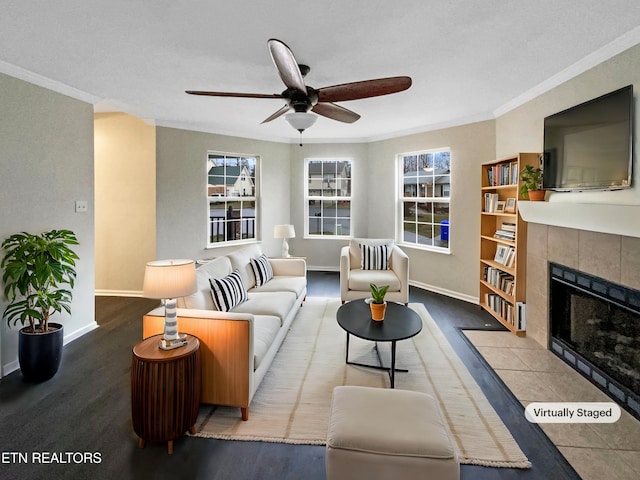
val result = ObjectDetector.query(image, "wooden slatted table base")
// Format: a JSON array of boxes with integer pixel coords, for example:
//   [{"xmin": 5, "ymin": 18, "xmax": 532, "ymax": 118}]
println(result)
[{"xmin": 131, "ymin": 334, "xmax": 201, "ymax": 454}]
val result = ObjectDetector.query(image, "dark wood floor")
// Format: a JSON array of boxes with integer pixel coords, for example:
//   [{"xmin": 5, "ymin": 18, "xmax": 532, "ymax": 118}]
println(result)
[{"xmin": 0, "ymin": 272, "xmax": 580, "ymax": 480}]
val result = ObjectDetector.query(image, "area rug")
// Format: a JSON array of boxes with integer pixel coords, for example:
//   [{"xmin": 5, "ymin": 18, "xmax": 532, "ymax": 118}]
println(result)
[{"xmin": 194, "ymin": 298, "xmax": 531, "ymax": 468}]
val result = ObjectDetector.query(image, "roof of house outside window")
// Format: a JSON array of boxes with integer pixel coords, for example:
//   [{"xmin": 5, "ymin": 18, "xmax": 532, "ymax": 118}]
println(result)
[
  {"xmin": 308, "ymin": 161, "xmax": 349, "ymax": 176},
  {"xmin": 208, "ymin": 166, "xmax": 251, "ymax": 185},
  {"xmin": 403, "ymin": 169, "xmax": 450, "ymax": 185}
]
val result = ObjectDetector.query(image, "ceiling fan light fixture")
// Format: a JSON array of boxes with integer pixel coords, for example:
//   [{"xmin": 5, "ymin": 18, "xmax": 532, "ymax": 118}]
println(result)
[
  {"xmin": 187, "ymin": 39, "xmax": 411, "ymax": 137},
  {"xmin": 285, "ymin": 112, "xmax": 317, "ymax": 133}
]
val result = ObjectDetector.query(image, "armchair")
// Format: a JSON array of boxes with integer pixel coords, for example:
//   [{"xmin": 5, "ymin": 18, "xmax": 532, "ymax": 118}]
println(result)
[{"xmin": 340, "ymin": 239, "xmax": 409, "ymax": 304}]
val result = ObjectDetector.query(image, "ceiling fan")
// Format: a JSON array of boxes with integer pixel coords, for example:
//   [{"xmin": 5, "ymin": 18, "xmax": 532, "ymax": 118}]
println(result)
[{"xmin": 186, "ymin": 38, "xmax": 412, "ymax": 133}]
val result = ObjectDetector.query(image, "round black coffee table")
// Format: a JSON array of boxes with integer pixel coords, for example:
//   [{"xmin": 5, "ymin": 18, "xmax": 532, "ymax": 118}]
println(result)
[{"xmin": 337, "ymin": 299, "xmax": 422, "ymax": 388}]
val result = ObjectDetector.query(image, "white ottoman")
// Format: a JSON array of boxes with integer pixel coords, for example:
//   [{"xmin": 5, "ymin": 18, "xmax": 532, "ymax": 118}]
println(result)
[{"xmin": 326, "ymin": 386, "xmax": 459, "ymax": 480}]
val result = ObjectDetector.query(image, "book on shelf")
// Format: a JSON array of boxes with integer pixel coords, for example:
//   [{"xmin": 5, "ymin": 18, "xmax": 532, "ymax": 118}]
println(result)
[
  {"xmin": 483, "ymin": 266, "xmax": 515, "ymax": 295},
  {"xmin": 500, "ymin": 222, "xmax": 516, "ymax": 232},
  {"xmin": 484, "ymin": 193, "xmax": 499, "ymax": 212},
  {"xmin": 494, "ymin": 229, "xmax": 515, "ymax": 240},
  {"xmin": 487, "ymin": 169, "xmax": 493, "ymax": 186},
  {"xmin": 486, "ymin": 161, "xmax": 519, "ymax": 187},
  {"xmin": 511, "ymin": 162, "xmax": 518, "ymax": 185},
  {"xmin": 484, "ymin": 293, "xmax": 515, "ymax": 325},
  {"xmin": 504, "ymin": 248, "xmax": 516, "ymax": 268}
]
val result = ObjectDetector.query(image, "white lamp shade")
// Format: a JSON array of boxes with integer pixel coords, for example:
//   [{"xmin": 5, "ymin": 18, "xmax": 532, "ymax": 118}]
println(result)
[
  {"xmin": 285, "ymin": 112, "xmax": 317, "ymax": 132},
  {"xmin": 142, "ymin": 259, "xmax": 197, "ymax": 299},
  {"xmin": 273, "ymin": 224, "xmax": 296, "ymax": 239}
]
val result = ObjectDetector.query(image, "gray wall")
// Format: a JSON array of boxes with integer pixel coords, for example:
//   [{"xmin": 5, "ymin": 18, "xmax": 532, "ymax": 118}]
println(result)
[
  {"xmin": 155, "ymin": 122, "xmax": 494, "ymax": 302},
  {"xmin": 288, "ymin": 142, "xmax": 369, "ymax": 269},
  {"xmin": 495, "ymin": 43, "xmax": 640, "ymax": 347},
  {"xmin": 497, "ymin": 43, "xmax": 640, "ymax": 237},
  {"xmin": 150, "ymin": 45, "xmax": 640, "ymax": 315},
  {"xmin": 155, "ymin": 127, "xmax": 291, "ymax": 260},
  {"xmin": 0, "ymin": 73, "xmax": 96, "ymax": 376},
  {"xmin": 2, "ymin": 30, "xmax": 638, "ymax": 375},
  {"xmin": 367, "ymin": 121, "xmax": 496, "ymax": 301}
]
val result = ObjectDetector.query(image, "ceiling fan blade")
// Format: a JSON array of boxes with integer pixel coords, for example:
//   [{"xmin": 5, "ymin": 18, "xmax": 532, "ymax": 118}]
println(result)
[
  {"xmin": 312, "ymin": 102, "xmax": 360, "ymax": 124},
  {"xmin": 186, "ymin": 90, "xmax": 281, "ymax": 99},
  {"xmin": 267, "ymin": 38, "xmax": 307, "ymax": 94},
  {"xmin": 317, "ymin": 76, "xmax": 412, "ymax": 103},
  {"xmin": 260, "ymin": 105, "xmax": 291, "ymax": 124}
]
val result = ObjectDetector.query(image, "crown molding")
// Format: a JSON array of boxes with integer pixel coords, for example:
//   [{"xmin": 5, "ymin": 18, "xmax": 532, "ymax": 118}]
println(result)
[
  {"xmin": 0, "ymin": 59, "xmax": 101, "ymax": 105},
  {"xmin": 493, "ymin": 26, "xmax": 640, "ymax": 118}
]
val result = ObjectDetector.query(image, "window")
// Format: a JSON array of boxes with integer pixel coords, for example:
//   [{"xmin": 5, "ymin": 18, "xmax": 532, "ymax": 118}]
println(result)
[
  {"xmin": 207, "ymin": 153, "xmax": 259, "ymax": 246},
  {"xmin": 399, "ymin": 149, "xmax": 451, "ymax": 251},
  {"xmin": 305, "ymin": 159, "xmax": 351, "ymax": 237}
]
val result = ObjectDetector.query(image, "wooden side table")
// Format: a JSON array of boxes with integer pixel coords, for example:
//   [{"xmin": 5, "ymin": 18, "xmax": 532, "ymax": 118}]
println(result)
[{"xmin": 131, "ymin": 334, "xmax": 201, "ymax": 454}]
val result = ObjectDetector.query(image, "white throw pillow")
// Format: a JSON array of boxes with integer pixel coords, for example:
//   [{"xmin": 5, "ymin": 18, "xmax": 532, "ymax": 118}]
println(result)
[
  {"xmin": 209, "ymin": 269, "xmax": 248, "ymax": 312},
  {"xmin": 250, "ymin": 254, "xmax": 274, "ymax": 286},
  {"xmin": 360, "ymin": 243, "xmax": 392, "ymax": 270}
]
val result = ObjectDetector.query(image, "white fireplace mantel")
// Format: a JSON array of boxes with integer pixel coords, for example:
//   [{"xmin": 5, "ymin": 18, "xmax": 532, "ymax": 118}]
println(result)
[{"xmin": 518, "ymin": 200, "xmax": 640, "ymax": 238}]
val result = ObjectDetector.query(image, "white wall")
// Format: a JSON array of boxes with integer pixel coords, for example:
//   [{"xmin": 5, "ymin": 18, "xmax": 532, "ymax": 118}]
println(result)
[
  {"xmin": 0, "ymin": 73, "xmax": 96, "ymax": 376},
  {"xmin": 94, "ymin": 113, "xmax": 156, "ymax": 295}
]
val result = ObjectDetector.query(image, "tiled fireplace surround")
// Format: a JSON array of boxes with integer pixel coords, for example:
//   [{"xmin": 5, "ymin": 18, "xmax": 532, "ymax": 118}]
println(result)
[
  {"xmin": 472, "ymin": 225, "xmax": 640, "ymax": 479},
  {"xmin": 525, "ymin": 224, "xmax": 640, "ymax": 348}
]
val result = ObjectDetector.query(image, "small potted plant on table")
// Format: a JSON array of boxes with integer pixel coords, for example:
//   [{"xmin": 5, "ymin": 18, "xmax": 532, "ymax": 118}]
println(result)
[
  {"xmin": 1, "ymin": 229, "xmax": 79, "ymax": 382},
  {"xmin": 369, "ymin": 283, "xmax": 389, "ymax": 321},
  {"xmin": 519, "ymin": 164, "xmax": 545, "ymax": 201}
]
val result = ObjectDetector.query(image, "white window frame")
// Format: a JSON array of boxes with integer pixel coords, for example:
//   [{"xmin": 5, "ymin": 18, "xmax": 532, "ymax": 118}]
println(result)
[
  {"xmin": 206, "ymin": 152, "xmax": 260, "ymax": 248},
  {"xmin": 397, "ymin": 148, "xmax": 451, "ymax": 253},
  {"xmin": 304, "ymin": 158, "xmax": 352, "ymax": 239}
]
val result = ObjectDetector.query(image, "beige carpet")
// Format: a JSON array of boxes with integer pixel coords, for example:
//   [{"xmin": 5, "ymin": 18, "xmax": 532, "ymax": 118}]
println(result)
[{"xmin": 194, "ymin": 298, "xmax": 531, "ymax": 468}]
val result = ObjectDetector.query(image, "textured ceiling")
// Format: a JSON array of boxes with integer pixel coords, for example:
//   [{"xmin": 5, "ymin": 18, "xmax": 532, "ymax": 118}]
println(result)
[{"xmin": 1, "ymin": 1, "xmax": 639, "ymax": 143}]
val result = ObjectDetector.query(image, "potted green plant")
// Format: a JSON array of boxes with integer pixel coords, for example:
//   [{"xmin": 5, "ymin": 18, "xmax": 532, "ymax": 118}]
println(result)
[
  {"xmin": 519, "ymin": 164, "xmax": 545, "ymax": 201},
  {"xmin": 1, "ymin": 229, "xmax": 79, "ymax": 382},
  {"xmin": 369, "ymin": 283, "xmax": 389, "ymax": 321}
]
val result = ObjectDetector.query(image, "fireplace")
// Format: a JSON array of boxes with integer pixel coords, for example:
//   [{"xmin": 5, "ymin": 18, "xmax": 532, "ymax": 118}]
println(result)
[{"xmin": 549, "ymin": 263, "xmax": 640, "ymax": 419}]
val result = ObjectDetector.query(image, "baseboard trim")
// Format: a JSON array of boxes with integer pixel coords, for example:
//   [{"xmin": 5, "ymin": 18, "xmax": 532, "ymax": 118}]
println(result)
[
  {"xmin": 307, "ymin": 265, "xmax": 339, "ymax": 272},
  {"xmin": 95, "ymin": 289, "xmax": 143, "ymax": 297},
  {"xmin": 2, "ymin": 321, "xmax": 100, "ymax": 377},
  {"xmin": 64, "ymin": 321, "xmax": 99, "ymax": 344},
  {"xmin": 409, "ymin": 280, "xmax": 479, "ymax": 305},
  {"xmin": 2, "ymin": 360, "xmax": 19, "ymax": 377},
  {"xmin": 305, "ymin": 270, "xmax": 479, "ymax": 304}
]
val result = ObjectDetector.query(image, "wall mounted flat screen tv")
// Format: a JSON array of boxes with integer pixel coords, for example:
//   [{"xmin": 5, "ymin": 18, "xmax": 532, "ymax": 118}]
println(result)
[{"xmin": 542, "ymin": 85, "xmax": 633, "ymax": 191}]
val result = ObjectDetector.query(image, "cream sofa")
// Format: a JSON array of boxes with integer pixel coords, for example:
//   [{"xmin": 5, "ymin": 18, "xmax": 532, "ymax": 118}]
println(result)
[
  {"xmin": 142, "ymin": 244, "xmax": 306, "ymax": 421},
  {"xmin": 340, "ymin": 238, "xmax": 409, "ymax": 304}
]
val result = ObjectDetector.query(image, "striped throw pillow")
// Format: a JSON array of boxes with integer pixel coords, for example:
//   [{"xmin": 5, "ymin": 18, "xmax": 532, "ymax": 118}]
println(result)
[
  {"xmin": 209, "ymin": 269, "xmax": 248, "ymax": 312},
  {"xmin": 360, "ymin": 243, "xmax": 392, "ymax": 270},
  {"xmin": 250, "ymin": 254, "xmax": 274, "ymax": 286}
]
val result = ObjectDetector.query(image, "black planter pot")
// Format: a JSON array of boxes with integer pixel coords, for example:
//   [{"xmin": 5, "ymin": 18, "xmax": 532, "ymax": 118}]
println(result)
[{"xmin": 18, "ymin": 323, "xmax": 64, "ymax": 382}]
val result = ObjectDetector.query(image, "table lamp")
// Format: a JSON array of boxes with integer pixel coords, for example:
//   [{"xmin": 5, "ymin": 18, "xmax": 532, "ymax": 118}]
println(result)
[
  {"xmin": 142, "ymin": 259, "xmax": 197, "ymax": 350},
  {"xmin": 274, "ymin": 224, "xmax": 295, "ymax": 257}
]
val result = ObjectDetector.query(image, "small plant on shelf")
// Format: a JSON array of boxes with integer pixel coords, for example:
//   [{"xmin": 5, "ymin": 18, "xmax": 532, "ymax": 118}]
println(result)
[{"xmin": 519, "ymin": 165, "xmax": 545, "ymax": 201}]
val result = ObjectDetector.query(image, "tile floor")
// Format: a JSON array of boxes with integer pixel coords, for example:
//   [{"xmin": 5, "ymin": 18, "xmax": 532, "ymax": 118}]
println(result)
[{"xmin": 464, "ymin": 330, "xmax": 640, "ymax": 480}]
